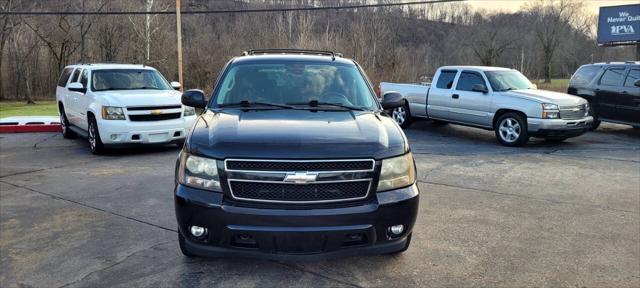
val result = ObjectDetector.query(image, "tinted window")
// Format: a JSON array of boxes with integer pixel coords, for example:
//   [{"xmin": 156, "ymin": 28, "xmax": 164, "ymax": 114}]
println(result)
[
  {"xmin": 570, "ymin": 66, "xmax": 601, "ymax": 86},
  {"xmin": 624, "ymin": 69, "xmax": 639, "ymax": 87},
  {"xmin": 70, "ymin": 69, "xmax": 81, "ymax": 83},
  {"xmin": 214, "ymin": 63, "xmax": 377, "ymax": 110},
  {"xmin": 436, "ymin": 70, "xmax": 457, "ymax": 89},
  {"xmin": 91, "ymin": 69, "xmax": 171, "ymax": 91},
  {"xmin": 456, "ymin": 71, "xmax": 485, "ymax": 91},
  {"xmin": 80, "ymin": 69, "xmax": 88, "ymax": 88},
  {"xmin": 57, "ymin": 68, "xmax": 73, "ymax": 87},
  {"xmin": 599, "ymin": 68, "xmax": 625, "ymax": 86}
]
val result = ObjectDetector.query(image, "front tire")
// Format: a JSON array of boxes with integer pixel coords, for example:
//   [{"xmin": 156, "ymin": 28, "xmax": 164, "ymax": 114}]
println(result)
[
  {"xmin": 392, "ymin": 101, "xmax": 412, "ymax": 128},
  {"xmin": 88, "ymin": 116, "xmax": 105, "ymax": 154},
  {"xmin": 495, "ymin": 112, "xmax": 529, "ymax": 147}
]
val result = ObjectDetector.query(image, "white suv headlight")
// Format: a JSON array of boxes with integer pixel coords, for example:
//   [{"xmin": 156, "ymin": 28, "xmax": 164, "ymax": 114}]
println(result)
[
  {"xmin": 178, "ymin": 153, "xmax": 221, "ymax": 191},
  {"xmin": 184, "ymin": 106, "xmax": 196, "ymax": 116},
  {"xmin": 377, "ymin": 153, "xmax": 416, "ymax": 192},
  {"xmin": 101, "ymin": 106, "xmax": 125, "ymax": 120}
]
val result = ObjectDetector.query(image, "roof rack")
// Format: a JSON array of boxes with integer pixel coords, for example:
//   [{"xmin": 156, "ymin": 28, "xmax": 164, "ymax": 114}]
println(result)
[{"xmin": 242, "ymin": 49, "xmax": 343, "ymax": 60}]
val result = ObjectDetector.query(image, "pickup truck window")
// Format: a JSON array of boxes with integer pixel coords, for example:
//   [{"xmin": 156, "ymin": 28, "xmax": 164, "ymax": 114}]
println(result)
[
  {"xmin": 91, "ymin": 69, "xmax": 172, "ymax": 91},
  {"xmin": 599, "ymin": 68, "xmax": 625, "ymax": 86},
  {"xmin": 485, "ymin": 70, "xmax": 533, "ymax": 91},
  {"xmin": 57, "ymin": 68, "xmax": 73, "ymax": 87},
  {"xmin": 214, "ymin": 63, "xmax": 377, "ymax": 110},
  {"xmin": 456, "ymin": 71, "xmax": 485, "ymax": 91},
  {"xmin": 570, "ymin": 66, "xmax": 601, "ymax": 86},
  {"xmin": 624, "ymin": 69, "xmax": 639, "ymax": 87},
  {"xmin": 70, "ymin": 69, "xmax": 81, "ymax": 83},
  {"xmin": 436, "ymin": 70, "xmax": 457, "ymax": 89}
]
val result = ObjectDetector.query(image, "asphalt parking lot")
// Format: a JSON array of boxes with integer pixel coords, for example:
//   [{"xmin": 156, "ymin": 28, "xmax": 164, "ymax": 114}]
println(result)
[{"xmin": 1, "ymin": 121, "xmax": 639, "ymax": 288}]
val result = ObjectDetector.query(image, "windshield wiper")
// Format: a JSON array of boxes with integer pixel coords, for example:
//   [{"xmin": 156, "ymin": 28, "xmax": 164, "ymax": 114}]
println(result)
[
  {"xmin": 289, "ymin": 100, "xmax": 366, "ymax": 111},
  {"xmin": 219, "ymin": 100, "xmax": 295, "ymax": 109},
  {"xmin": 496, "ymin": 88, "xmax": 517, "ymax": 92}
]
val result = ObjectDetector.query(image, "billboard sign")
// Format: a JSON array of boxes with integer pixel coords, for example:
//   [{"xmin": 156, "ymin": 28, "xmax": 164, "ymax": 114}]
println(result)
[{"xmin": 597, "ymin": 4, "xmax": 640, "ymax": 46}]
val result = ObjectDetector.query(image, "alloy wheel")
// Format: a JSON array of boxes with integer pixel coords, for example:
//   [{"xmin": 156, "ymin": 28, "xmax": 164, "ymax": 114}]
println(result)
[
  {"xmin": 498, "ymin": 117, "xmax": 521, "ymax": 143},
  {"xmin": 88, "ymin": 121, "xmax": 96, "ymax": 151},
  {"xmin": 392, "ymin": 107, "xmax": 406, "ymax": 125}
]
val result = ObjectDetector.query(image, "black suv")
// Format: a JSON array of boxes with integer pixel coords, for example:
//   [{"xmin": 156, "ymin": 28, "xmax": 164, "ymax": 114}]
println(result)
[
  {"xmin": 175, "ymin": 49, "xmax": 419, "ymax": 259},
  {"xmin": 567, "ymin": 62, "xmax": 640, "ymax": 129}
]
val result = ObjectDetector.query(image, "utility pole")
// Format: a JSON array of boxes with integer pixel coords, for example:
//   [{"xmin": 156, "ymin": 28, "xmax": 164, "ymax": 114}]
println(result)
[{"xmin": 176, "ymin": 0, "xmax": 183, "ymax": 91}]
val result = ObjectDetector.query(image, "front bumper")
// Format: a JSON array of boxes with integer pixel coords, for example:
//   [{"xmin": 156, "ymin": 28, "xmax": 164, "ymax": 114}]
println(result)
[
  {"xmin": 174, "ymin": 183, "xmax": 419, "ymax": 260},
  {"xmin": 98, "ymin": 116, "xmax": 196, "ymax": 144},
  {"xmin": 527, "ymin": 116, "xmax": 593, "ymax": 138}
]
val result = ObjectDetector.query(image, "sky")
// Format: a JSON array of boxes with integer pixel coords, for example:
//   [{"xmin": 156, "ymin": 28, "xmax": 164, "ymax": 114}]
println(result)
[{"xmin": 467, "ymin": 0, "xmax": 639, "ymax": 14}]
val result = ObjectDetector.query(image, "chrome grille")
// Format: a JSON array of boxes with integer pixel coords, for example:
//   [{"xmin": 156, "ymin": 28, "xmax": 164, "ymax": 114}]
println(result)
[
  {"xmin": 560, "ymin": 104, "xmax": 587, "ymax": 120},
  {"xmin": 225, "ymin": 159, "xmax": 375, "ymax": 204}
]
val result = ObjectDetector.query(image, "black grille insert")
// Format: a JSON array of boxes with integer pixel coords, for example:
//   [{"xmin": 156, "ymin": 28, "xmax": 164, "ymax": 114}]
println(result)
[
  {"xmin": 226, "ymin": 160, "xmax": 374, "ymax": 171},
  {"xmin": 230, "ymin": 180, "xmax": 370, "ymax": 202},
  {"xmin": 127, "ymin": 105, "xmax": 182, "ymax": 111},
  {"xmin": 129, "ymin": 112, "xmax": 181, "ymax": 121}
]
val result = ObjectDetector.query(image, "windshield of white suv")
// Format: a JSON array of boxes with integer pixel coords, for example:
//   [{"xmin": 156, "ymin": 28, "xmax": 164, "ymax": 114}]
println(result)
[
  {"xmin": 213, "ymin": 63, "xmax": 378, "ymax": 110},
  {"xmin": 92, "ymin": 69, "xmax": 172, "ymax": 91},
  {"xmin": 486, "ymin": 70, "xmax": 535, "ymax": 92}
]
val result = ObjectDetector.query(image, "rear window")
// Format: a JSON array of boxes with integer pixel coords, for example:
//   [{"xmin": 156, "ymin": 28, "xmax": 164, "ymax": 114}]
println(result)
[
  {"xmin": 436, "ymin": 70, "xmax": 457, "ymax": 89},
  {"xmin": 570, "ymin": 66, "xmax": 601, "ymax": 86},
  {"xmin": 57, "ymin": 68, "xmax": 73, "ymax": 87},
  {"xmin": 599, "ymin": 68, "xmax": 625, "ymax": 86},
  {"xmin": 624, "ymin": 69, "xmax": 639, "ymax": 87}
]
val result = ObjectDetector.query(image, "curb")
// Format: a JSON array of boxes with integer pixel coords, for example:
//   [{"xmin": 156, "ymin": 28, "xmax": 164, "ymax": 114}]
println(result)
[{"xmin": 0, "ymin": 124, "xmax": 62, "ymax": 133}]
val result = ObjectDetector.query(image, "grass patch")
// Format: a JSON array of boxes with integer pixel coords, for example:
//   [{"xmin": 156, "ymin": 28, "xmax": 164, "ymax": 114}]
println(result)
[
  {"xmin": 532, "ymin": 79, "xmax": 569, "ymax": 92},
  {"xmin": 0, "ymin": 101, "xmax": 58, "ymax": 118}
]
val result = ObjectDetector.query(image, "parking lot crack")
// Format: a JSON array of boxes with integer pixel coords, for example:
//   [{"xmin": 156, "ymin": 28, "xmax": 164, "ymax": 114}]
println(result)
[
  {"xmin": 57, "ymin": 241, "xmax": 173, "ymax": 288},
  {"xmin": 32, "ymin": 133, "xmax": 59, "ymax": 150},
  {"xmin": 0, "ymin": 180, "xmax": 178, "ymax": 233},
  {"xmin": 418, "ymin": 180, "xmax": 640, "ymax": 215}
]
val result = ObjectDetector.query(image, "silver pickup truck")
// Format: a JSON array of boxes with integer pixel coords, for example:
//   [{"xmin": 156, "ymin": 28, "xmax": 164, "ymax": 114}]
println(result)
[{"xmin": 380, "ymin": 66, "xmax": 593, "ymax": 146}]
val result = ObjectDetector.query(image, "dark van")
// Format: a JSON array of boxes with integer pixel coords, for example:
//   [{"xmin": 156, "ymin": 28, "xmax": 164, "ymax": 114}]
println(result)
[
  {"xmin": 175, "ymin": 49, "xmax": 419, "ymax": 259},
  {"xmin": 567, "ymin": 62, "xmax": 640, "ymax": 129}
]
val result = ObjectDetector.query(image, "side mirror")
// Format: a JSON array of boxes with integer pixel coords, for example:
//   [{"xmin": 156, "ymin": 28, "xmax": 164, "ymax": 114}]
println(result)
[
  {"xmin": 634, "ymin": 79, "xmax": 640, "ymax": 87},
  {"xmin": 472, "ymin": 84, "xmax": 488, "ymax": 93},
  {"xmin": 182, "ymin": 89, "xmax": 206, "ymax": 108},
  {"xmin": 170, "ymin": 81, "xmax": 181, "ymax": 90},
  {"xmin": 68, "ymin": 82, "xmax": 86, "ymax": 93},
  {"xmin": 381, "ymin": 91, "xmax": 404, "ymax": 109}
]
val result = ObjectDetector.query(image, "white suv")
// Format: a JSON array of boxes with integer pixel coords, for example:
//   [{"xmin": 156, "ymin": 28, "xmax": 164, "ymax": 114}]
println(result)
[{"xmin": 55, "ymin": 63, "xmax": 197, "ymax": 154}]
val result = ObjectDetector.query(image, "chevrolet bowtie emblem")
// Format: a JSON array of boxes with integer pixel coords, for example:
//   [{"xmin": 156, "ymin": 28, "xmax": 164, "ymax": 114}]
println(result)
[
  {"xmin": 150, "ymin": 109, "xmax": 163, "ymax": 115},
  {"xmin": 283, "ymin": 172, "xmax": 318, "ymax": 184}
]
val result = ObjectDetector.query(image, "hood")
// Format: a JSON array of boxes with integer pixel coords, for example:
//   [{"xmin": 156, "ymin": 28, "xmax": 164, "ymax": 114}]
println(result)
[
  {"xmin": 188, "ymin": 109, "xmax": 408, "ymax": 160},
  {"xmin": 501, "ymin": 89, "xmax": 587, "ymax": 106},
  {"xmin": 94, "ymin": 89, "xmax": 182, "ymax": 107}
]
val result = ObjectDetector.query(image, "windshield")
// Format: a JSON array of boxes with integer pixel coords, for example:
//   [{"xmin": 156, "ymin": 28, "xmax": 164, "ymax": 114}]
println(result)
[
  {"xmin": 91, "ymin": 69, "xmax": 172, "ymax": 91},
  {"xmin": 213, "ymin": 62, "xmax": 378, "ymax": 110},
  {"xmin": 485, "ymin": 70, "xmax": 534, "ymax": 91}
]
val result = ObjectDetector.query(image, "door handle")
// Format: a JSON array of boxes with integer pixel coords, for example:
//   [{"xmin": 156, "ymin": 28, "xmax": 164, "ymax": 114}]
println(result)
[{"xmin": 452, "ymin": 94, "xmax": 459, "ymax": 99}]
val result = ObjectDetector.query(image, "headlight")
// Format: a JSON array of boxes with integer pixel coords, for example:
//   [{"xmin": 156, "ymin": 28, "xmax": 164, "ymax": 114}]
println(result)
[
  {"xmin": 541, "ymin": 103, "xmax": 560, "ymax": 119},
  {"xmin": 184, "ymin": 106, "xmax": 196, "ymax": 116},
  {"xmin": 101, "ymin": 106, "xmax": 125, "ymax": 120},
  {"xmin": 584, "ymin": 103, "xmax": 590, "ymax": 116},
  {"xmin": 178, "ymin": 153, "xmax": 221, "ymax": 191},
  {"xmin": 377, "ymin": 153, "xmax": 416, "ymax": 192}
]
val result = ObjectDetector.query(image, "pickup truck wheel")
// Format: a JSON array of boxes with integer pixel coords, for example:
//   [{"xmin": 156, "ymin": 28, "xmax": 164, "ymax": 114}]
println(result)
[
  {"xmin": 392, "ymin": 102, "xmax": 412, "ymax": 128},
  {"xmin": 59, "ymin": 107, "xmax": 76, "ymax": 139},
  {"xmin": 88, "ymin": 117, "xmax": 105, "ymax": 154},
  {"xmin": 495, "ymin": 113, "xmax": 529, "ymax": 147}
]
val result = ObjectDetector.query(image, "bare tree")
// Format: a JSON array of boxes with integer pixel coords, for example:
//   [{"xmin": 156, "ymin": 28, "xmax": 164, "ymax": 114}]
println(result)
[{"xmin": 527, "ymin": 0, "xmax": 583, "ymax": 83}]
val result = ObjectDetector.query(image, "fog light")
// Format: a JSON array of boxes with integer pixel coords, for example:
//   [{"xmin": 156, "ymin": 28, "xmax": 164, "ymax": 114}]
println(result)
[
  {"xmin": 389, "ymin": 224, "xmax": 404, "ymax": 235},
  {"xmin": 190, "ymin": 226, "xmax": 206, "ymax": 237}
]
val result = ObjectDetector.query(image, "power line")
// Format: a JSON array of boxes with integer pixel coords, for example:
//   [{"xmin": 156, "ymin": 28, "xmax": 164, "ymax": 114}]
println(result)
[{"xmin": 0, "ymin": 0, "xmax": 464, "ymax": 16}]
